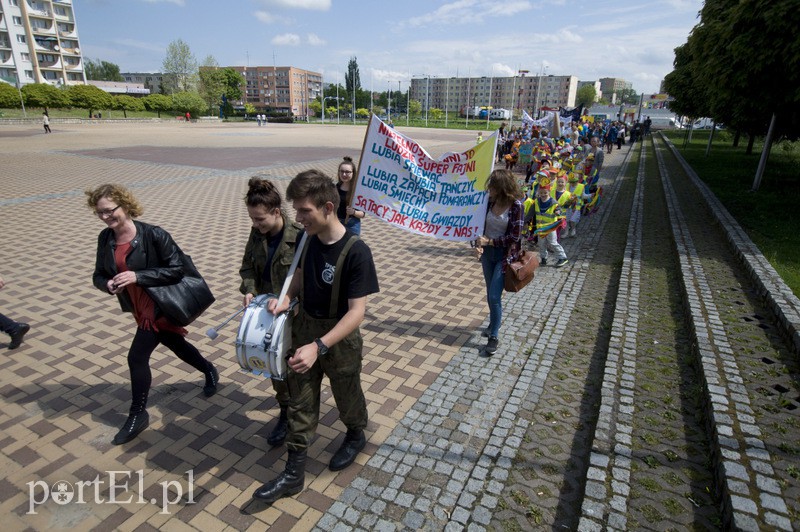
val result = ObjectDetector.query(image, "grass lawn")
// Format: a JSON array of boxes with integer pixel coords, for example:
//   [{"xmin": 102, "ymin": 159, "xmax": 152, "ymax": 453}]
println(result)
[{"xmin": 663, "ymin": 129, "xmax": 800, "ymax": 297}]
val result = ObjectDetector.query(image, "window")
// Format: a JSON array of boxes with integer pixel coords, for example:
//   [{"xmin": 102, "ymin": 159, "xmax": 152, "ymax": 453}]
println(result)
[
  {"xmin": 13, "ymin": 16, "xmax": 23, "ymax": 25},
  {"xmin": 21, "ymin": 53, "xmax": 31, "ymax": 62},
  {"xmin": 25, "ymin": 70, "xmax": 33, "ymax": 79},
  {"xmin": 16, "ymin": 35, "xmax": 26, "ymax": 43}
]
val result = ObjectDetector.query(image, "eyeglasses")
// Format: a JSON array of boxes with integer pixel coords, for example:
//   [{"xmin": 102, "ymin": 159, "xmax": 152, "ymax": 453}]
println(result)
[
  {"xmin": 340, "ymin": 170, "xmax": 353, "ymax": 175},
  {"xmin": 95, "ymin": 205, "xmax": 121, "ymax": 218}
]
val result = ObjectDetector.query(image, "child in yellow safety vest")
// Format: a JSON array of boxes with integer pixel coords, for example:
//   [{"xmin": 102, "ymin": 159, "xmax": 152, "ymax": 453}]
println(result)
[
  {"xmin": 532, "ymin": 175, "xmax": 568, "ymax": 268},
  {"xmin": 552, "ymin": 173, "xmax": 572, "ymax": 240},
  {"xmin": 566, "ymin": 172, "xmax": 592, "ymax": 238}
]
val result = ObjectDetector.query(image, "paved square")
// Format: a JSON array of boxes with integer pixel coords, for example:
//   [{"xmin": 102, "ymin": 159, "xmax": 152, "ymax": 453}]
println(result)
[{"xmin": 0, "ymin": 120, "xmax": 486, "ymax": 530}]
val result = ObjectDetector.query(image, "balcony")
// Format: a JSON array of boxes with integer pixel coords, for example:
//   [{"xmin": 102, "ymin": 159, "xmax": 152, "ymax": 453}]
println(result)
[
  {"xmin": 31, "ymin": 25, "xmax": 57, "ymax": 36},
  {"xmin": 25, "ymin": 2, "xmax": 51, "ymax": 17},
  {"xmin": 37, "ymin": 56, "xmax": 61, "ymax": 68}
]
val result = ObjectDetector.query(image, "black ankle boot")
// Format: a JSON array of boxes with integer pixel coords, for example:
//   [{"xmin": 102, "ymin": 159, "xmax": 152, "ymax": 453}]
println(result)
[
  {"xmin": 267, "ymin": 406, "xmax": 289, "ymax": 447},
  {"xmin": 112, "ymin": 410, "xmax": 149, "ymax": 445},
  {"xmin": 329, "ymin": 428, "xmax": 366, "ymax": 471},
  {"xmin": 252, "ymin": 450, "xmax": 306, "ymax": 502},
  {"xmin": 203, "ymin": 363, "xmax": 218, "ymax": 397}
]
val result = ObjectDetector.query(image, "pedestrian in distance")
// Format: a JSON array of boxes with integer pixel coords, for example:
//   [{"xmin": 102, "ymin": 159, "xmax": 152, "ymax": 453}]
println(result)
[
  {"xmin": 0, "ymin": 275, "xmax": 31, "ymax": 349},
  {"xmin": 252, "ymin": 169, "xmax": 379, "ymax": 504},
  {"xmin": 87, "ymin": 183, "xmax": 219, "ymax": 445},
  {"xmin": 42, "ymin": 112, "xmax": 51, "ymax": 134}
]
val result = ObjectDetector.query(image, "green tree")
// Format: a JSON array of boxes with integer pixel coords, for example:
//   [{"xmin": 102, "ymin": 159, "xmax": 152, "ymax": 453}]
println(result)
[
  {"xmin": 576, "ymin": 85, "xmax": 597, "ymax": 107},
  {"xmin": 198, "ymin": 56, "xmax": 224, "ymax": 116},
  {"xmin": 0, "ymin": 81, "xmax": 21, "ymax": 108},
  {"xmin": 66, "ymin": 84, "xmax": 113, "ymax": 117},
  {"xmin": 356, "ymin": 107, "xmax": 370, "ymax": 119},
  {"xmin": 309, "ymin": 99, "xmax": 322, "ymax": 117},
  {"xmin": 408, "ymin": 99, "xmax": 422, "ymax": 118},
  {"xmin": 618, "ymin": 87, "xmax": 639, "ymax": 105},
  {"xmin": 345, "ymin": 57, "xmax": 360, "ymax": 94},
  {"xmin": 162, "ymin": 39, "xmax": 197, "ymax": 94},
  {"xmin": 21, "ymin": 83, "xmax": 68, "ymax": 110},
  {"xmin": 113, "ymin": 94, "xmax": 144, "ymax": 118},
  {"xmin": 84, "ymin": 58, "xmax": 124, "ymax": 82},
  {"xmin": 219, "ymin": 67, "xmax": 244, "ymax": 116},
  {"xmin": 171, "ymin": 91, "xmax": 207, "ymax": 117},
  {"xmin": 142, "ymin": 93, "xmax": 172, "ymax": 118},
  {"xmin": 429, "ymin": 108, "xmax": 443, "ymax": 121}
]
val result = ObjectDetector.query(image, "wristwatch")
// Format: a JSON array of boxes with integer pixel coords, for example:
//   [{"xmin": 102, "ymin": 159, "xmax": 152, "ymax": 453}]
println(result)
[{"xmin": 314, "ymin": 338, "xmax": 329, "ymax": 356}]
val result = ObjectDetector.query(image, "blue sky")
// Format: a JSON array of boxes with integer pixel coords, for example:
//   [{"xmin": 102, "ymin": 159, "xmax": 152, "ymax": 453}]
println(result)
[{"xmin": 76, "ymin": 0, "xmax": 703, "ymax": 94}]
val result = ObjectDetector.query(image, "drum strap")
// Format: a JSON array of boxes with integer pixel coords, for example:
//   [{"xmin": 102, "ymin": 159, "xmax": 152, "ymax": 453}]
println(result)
[{"xmin": 300, "ymin": 233, "xmax": 359, "ymax": 318}]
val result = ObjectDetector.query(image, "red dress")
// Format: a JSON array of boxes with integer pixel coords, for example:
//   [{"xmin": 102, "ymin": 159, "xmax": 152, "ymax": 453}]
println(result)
[{"xmin": 114, "ymin": 242, "xmax": 187, "ymax": 335}]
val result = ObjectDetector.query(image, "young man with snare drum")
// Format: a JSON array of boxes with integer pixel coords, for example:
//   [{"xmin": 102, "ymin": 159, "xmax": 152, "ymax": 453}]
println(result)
[{"xmin": 253, "ymin": 169, "xmax": 379, "ymax": 503}]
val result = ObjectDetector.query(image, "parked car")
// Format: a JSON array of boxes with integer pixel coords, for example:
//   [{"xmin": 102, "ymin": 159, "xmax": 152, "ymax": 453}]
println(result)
[{"xmin": 693, "ymin": 118, "xmax": 724, "ymax": 129}]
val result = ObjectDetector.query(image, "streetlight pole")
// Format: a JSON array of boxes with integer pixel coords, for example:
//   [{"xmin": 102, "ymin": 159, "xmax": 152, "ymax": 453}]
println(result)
[
  {"xmin": 486, "ymin": 66, "xmax": 493, "ymax": 129},
  {"xmin": 517, "ymin": 69, "xmax": 528, "ymax": 122},
  {"xmin": 533, "ymin": 63, "xmax": 545, "ymax": 119},
  {"xmin": 425, "ymin": 75, "xmax": 430, "ymax": 127},
  {"xmin": 16, "ymin": 80, "xmax": 26, "ymax": 117},
  {"xmin": 388, "ymin": 81, "xmax": 391, "ymax": 123},
  {"xmin": 444, "ymin": 76, "xmax": 449, "ymax": 128}
]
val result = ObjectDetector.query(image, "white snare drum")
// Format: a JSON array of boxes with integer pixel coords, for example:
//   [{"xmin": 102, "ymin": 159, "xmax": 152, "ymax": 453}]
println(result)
[{"xmin": 235, "ymin": 294, "xmax": 297, "ymax": 380}]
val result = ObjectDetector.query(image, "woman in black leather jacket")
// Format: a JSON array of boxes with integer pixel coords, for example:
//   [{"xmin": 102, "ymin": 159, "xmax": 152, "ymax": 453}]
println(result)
[{"xmin": 87, "ymin": 183, "xmax": 219, "ymax": 445}]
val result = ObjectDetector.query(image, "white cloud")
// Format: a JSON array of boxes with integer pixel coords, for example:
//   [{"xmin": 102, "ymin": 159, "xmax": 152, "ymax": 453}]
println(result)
[
  {"xmin": 112, "ymin": 38, "xmax": 166, "ymax": 54},
  {"xmin": 272, "ymin": 33, "xmax": 301, "ymax": 46},
  {"xmin": 258, "ymin": 0, "xmax": 331, "ymax": 10},
  {"xmin": 253, "ymin": 11, "xmax": 289, "ymax": 24},
  {"xmin": 140, "ymin": 0, "xmax": 185, "ymax": 5},
  {"xmin": 556, "ymin": 28, "xmax": 583, "ymax": 44},
  {"xmin": 406, "ymin": 0, "xmax": 532, "ymax": 28},
  {"xmin": 307, "ymin": 33, "xmax": 326, "ymax": 46},
  {"xmin": 491, "ymin": 63, "xmax": 515, "ymax": 77}
]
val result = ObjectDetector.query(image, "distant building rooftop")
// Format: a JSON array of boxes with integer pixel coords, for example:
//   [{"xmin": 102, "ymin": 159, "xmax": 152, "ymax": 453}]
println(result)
[{"xmin": 87, "ymin": 80, "xmax": 150, "ymax": 95}]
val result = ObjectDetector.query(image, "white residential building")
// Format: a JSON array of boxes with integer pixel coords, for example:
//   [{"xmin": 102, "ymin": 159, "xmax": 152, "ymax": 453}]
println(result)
[{"xmin": 0, "ymin": 0, "xmax": 85, "ymax": 86}]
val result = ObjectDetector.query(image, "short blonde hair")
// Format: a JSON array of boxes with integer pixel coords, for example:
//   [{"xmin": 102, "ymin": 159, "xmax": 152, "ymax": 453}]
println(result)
[{"xmin": 85, "ymin": 183, "xmax": 144, "ymax": 218}]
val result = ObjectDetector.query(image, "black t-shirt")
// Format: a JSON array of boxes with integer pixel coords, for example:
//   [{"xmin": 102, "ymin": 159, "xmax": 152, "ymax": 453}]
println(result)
[
  {"xmin": 336, "ymin": 184, "xmax": 348, "ymax": 221},
  {"xmin": 301, "ymin": 232, "xmax": 379, "ymax": 318}
]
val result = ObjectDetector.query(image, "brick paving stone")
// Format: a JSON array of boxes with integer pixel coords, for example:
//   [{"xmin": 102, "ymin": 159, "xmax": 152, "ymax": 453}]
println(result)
[{"xmin": 3, "ymin": 122, "xmax": 798, "ymax": 530}]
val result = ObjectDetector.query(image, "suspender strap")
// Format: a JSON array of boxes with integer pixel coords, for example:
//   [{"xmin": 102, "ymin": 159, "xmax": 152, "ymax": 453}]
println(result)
[{"xmin": 330, "ymin": 235, "xmax": 359, "ymax": 317}]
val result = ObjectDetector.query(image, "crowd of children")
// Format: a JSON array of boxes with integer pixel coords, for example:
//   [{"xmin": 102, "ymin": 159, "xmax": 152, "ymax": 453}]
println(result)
[{"xmin": 492, "ymin": 117, "xmax": 609, "ymax": 267}]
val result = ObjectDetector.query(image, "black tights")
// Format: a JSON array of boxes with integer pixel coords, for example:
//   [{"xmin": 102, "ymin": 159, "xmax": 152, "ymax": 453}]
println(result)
[{"xmin": 127, "ymin": 328, "xmax": 210, "ymax": 413}]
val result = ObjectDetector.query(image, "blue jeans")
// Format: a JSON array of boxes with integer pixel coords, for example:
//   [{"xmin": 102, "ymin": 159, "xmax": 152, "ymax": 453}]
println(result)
[
  {"xmin": 342, "ymin": 217, "xmax": 361, "ymax": 236},
  {"xmin": 480, "ymin": 246, "xmax": 505, "ymax": 338}
]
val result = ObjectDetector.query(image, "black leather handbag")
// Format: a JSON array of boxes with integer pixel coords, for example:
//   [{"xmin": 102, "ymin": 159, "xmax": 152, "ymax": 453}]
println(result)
[{"xmin": 145, "ymin": 254, "xmax": 215, "ymax": 326}]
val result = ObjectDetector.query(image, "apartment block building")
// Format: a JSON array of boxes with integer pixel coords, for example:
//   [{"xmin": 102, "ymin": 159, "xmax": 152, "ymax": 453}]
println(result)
[
  {"xmin": 0, "ymin": 0, "xmax": 85, "ymax": 86},
  {"xmin": 227, "ymin": 65, "xmax": 322, "ymax": 117},
  {"xmin": 598, "ymin": 77, "xmax": 631, "ymax": 104},
  {"xmin": 409, "ymin": 74, "xmax": 579, "ymax": 116},
  {"xmin": 122, "ymin": 72, "xmax": 163, "ymax": 94}
]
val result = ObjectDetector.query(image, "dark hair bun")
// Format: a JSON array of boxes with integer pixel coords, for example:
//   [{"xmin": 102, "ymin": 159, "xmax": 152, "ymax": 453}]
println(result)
[
  {"xmin": 248, "ymin": 176, "xmax": 276, "ymax": 194},
  {"xmin": 342, "ymin": 156, "xmax": 353, "ymax": 163}
]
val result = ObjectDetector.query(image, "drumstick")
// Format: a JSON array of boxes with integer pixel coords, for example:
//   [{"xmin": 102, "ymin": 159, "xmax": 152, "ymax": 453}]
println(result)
[{"xmin": 206, "ymin": 305, "xmax": 248, "ymax": 340}]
